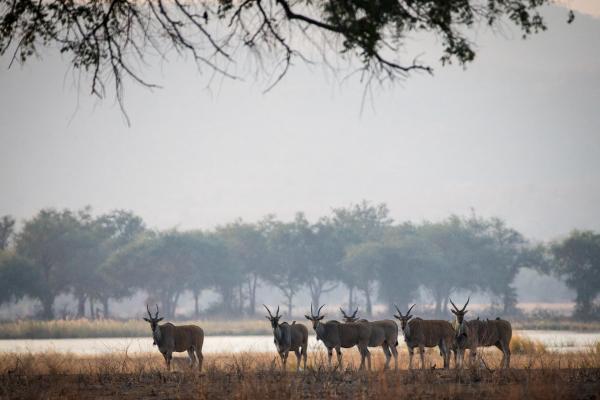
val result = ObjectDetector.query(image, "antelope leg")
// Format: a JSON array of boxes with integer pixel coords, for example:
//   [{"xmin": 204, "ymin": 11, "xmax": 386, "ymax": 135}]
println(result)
[
  {"xmin": 302, "ymin": 346, "xmax": 307, "ymax": 370},
  {"xmin": 294, "ymin": 350, "xmax": 301, "ymax": 372},
  {"xmin": 196, "ymin": 350, "xmax": 203, "ymax": 372},
  {"xmin": 408, "ymin": 347, "xmax": 414, "ymax": 370},
  {"xmin": 358, "ymin": 347, "xmax": 366, "ymax": 371},
  {"xmin": 391, "ymin": 344, "xmax": 398, "ymax": 371},
  {"xmin": 382, "ymin": 345, "xmax": 391, "ymax": 370},
  {"xmin": 440, "ymin": 342, "xmax": 449, "ymax": 369},
  {"xmin": 336, "ymin": 348, "xmax": 343, "ymax": 370},
  {"xmin": 419, "ymin": 346, "xmax": 425, "ymax": 370},
  {"xmin": 187, "ymin": 349, "xmax": 196, "ymax": 367},
  {"xmin": 164, "ymin": 352, "xmax": 172, "ymax": 371}
]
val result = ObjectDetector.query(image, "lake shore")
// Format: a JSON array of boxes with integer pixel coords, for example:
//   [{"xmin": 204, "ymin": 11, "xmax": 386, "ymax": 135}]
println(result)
[{"xmin": 1, "ymin": 318, "xmax": 600, "ymax": 339}]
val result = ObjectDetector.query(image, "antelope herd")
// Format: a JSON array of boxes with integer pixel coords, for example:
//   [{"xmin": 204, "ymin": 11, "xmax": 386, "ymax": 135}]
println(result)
[{"xmin": 143, "ymin": 298, "xmax": 513, "ymax": 373}]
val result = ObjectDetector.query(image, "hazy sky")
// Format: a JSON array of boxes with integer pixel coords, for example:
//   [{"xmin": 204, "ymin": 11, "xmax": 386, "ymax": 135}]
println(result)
[{"xmin": 1, "ymin": 5, "xmax": 599, "ymax": 242}]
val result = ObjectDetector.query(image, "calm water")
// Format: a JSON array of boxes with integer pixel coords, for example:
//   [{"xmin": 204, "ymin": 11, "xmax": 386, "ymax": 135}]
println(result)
[{"xmin": 0, "ymin": 330, "xmax": 598, "ymax": 355}]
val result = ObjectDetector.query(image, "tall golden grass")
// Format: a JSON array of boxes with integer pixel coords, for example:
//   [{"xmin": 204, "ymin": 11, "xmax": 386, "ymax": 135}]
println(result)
[
  {"xmin": 510, "ymin": 334, "xmax": 547, "ymax": 354},
  {"xmin": 0, "ymin": 319, "xmax": 270, "ymax": 339},
  {"xmin": 1, "ymin": 344, "xmax": 599, "ymax": 375},
  {"xmin": 1, "ymin": 348, "xmax": 600, "ymax": 399}
]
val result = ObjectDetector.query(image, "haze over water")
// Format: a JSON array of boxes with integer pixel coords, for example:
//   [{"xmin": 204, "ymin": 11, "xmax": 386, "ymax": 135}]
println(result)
[{"xmin": 1, "ymin": 6, "xmax": 599, "ymax": 242}]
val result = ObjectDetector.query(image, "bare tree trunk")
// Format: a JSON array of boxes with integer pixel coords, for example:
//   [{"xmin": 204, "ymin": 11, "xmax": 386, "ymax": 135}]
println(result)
[
  {"xmin": 310, "ymin": 280, "xmax": 321, "ymax": 310},
  {"xmin": 40, "ymin": 294, "xmax": 55, "ymax": 320},
  {"xmin": 442, "ymin": 297, "xmax": 448, "ymax": 317},
  {"xmin": 364, "ymin": 288, "xmax": 372, "ymax": 318},
  {"xmin": 89, "ymin": 298, "xmax": 95, "ymax": 320},
  {"xmin": 284, "ymin": 290, "xmax": 294, "ymax": 317},
  {"xmin": 247, "ymin": 275, "xmax": 258, "ymax": 315},
  {"xmin": 194, "ymin": 291, "xmax": 200, "ymax": 318},
  {"xmin": 172, "ymin": 292, "xmax": 180, "ymax": 318},
  {"xmin": 434, "ymin": 297, "xmax": 441, "ymax": 317},
  {"xmin": 102, "ymin": 298, "xmax": 110, "ymax": 319},
  {"xmin": 238, "ymin": 283, "xmax": 244, "ymax": 315},
  {"xmin": 77, "ymin": 294, "xmax": 87, "ymax": 318}
]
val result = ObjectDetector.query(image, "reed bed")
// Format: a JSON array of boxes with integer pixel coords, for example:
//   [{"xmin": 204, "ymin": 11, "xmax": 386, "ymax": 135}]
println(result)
[
  {"xmin": 1, "ymin": 318, "xmax": 600, "ymax": 339},
  {"xmin": 0, "ymin": 319, "xmax": 270, "ymax": 339},
  {"xmin": 511, "ymin": 319, "xmax": 600, "ymax": 332}
]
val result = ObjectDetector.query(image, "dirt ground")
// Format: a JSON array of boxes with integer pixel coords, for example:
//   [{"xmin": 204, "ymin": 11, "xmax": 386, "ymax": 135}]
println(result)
[{"xmin": 2, "ymin": 368, "xmax": 600, "ymax": 400}]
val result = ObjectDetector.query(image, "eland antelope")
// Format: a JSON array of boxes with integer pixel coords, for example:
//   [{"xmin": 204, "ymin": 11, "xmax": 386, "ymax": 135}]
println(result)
[
  {"xmin": 143, "ymin": 304, "xmax": 204, "ymax": 372},
  {"xmin": 306, "ymin": 304, "xmax": 372, "ymax": 370},
  {"xmin": 393, "ymin": 304, "xmax": 455, "ymax": 370},
  {"xmin": 264, "ymin": 304, "xmax": 308, "ymax": 371},
  {"xmin": 340, "ymin": 307, "xmax": 399, "ymax": 370},
  {"xmin": 450, "ymin": 297, "xmax": 512, "ymax": 369}
]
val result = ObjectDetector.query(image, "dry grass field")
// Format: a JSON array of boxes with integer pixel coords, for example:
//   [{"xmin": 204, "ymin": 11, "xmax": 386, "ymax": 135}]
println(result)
[{"xmin": 1, "ymin": 340, "xmax": 600, "ymax": 400}]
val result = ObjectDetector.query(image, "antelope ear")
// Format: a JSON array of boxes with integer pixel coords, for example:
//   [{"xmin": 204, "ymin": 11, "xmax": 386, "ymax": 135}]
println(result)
[
  {"xmin": 393, "ymin": 315, "xmax": 400, "ymax": 320},
  {"xmin": 318, "ymin": 316, "xmax": 324, "ymax": 320},
  {"xmin": 464, "ymin": 310, "xmax": 469, "ymax": 315},
  {"xmin": 157, "ymin": 317, "xmax": 164, "ymax": 322},
  {"xmin": 143, "ymin": 318, "xmax": 151, "ymax": 322},
  {"xmin": 266, "ymin": 316, "xmax": 271, "ymax": 320},
  {"xmin": 450, "ymin": 309, "xmax": 457, "ymax": 315},
  {"xmin": 407, "ymin": 315, "xmax": 413, "ymax": 320},
  {"xmin": 304, "ymin": 315, "xmax": 311, "ymax": 320}
]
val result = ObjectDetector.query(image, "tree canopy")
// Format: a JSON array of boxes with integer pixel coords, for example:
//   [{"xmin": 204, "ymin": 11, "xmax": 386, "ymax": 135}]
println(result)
[
  {"xmin": 0, "ymin": 204, "xmax": 579, "ymax": 320},
  {"xmin": 551, "ymin": 231, "xmax": 600, "ymax": 319},
  {"xmin": 0, "ymin": 0, "xmax": 567, "ymax": 110}
]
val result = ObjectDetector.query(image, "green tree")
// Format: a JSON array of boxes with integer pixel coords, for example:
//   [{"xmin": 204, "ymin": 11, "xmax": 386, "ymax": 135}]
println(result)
[
  {"xmin": 68, "ymin": 209, "xmax": 146, "ymax": 318},
  {"xmin": 201, "ymin": 232, "xmax": 240, "ymax": 316},
  {"xmin": 341, "ymin": 242, "xmax": 384, "ymax": 317},
  {"xmin": 15, "ymin": 209, "xmax": 82, "ymax": 319},
  {"xmin": 375, "ymin": 235, "xmax": 434, "ymax": 313},
  {"xmin": 417, "ymin": 217, "xmax": 485, "ymax": 317},
  {"xmin": 304, "ymin": 218, "xmax": 344, "ymax": 309},
  {"xmin": 0, "ymin": 215, "xmax": 15, "ymax": 250},
  {"xmin": 331, "ymin": 201, "xmax": 393, "ymax": 314},
  {"xmin": 0, "ymin": 0, "xmax": 561, "ymax": 113},
  {"xmin": 264, "ymin": 214, "xmax": 308, "ymax": 317},
  {"xmin": 92, "ymin": 210, "xmax": 146, "ymax": 317},
  {"xmin": 0, "ymin": 251, "xmax": 43, "ymax": 307},
  {"xmin": 215, "ymin": 219, "xmax": 270, "ymax": 315},
  {"xmin": 551, "ymin": 231, "xmax": 600, "ymax": 319},
  {"xmin": 470, "ymin": 216, "xmax": 542, "ymax": 315},
  {"xmin": 105, "ymin": 231, "xmax": 191, "ymax": 318}
]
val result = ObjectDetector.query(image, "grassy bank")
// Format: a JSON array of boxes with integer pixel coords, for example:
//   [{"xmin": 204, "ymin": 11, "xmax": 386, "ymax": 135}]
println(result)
[
  {"xmin": 0, "ymin": 318, "xmax": 599, "ymax": 339},
  {"xmin": 1, "ymin": 349, "xmax": 599, "ymax": 399},
  {"xmin": 512, "ymin": 319, "xmax": 600, "ymax": 331},
  {"xmin": 0, "ymin": 319, "xmax": 270, "ymax": 339}
]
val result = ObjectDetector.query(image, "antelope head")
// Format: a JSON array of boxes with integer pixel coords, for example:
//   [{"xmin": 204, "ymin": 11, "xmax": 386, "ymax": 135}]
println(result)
[
  {"xmin": 393, "ymin": 304, "xmax": 415, "ymax": 332},
  {"xmin": 143, "ymin": 304, "xmax": 163, "ymax": 345},
  {"xmin": 263, "ymin": 304, "xmax": 281, "ymax": 330},
  {"xmin": 340, "ymin": 307, "xmax": 359, "ymax": 323},
  {"xmin": 449, "ymin": 297, "xmax": 470, "ymax": 324},
  {"xmin": 304, "ymin": 303, "xmax": 325, "ymax": 330}
]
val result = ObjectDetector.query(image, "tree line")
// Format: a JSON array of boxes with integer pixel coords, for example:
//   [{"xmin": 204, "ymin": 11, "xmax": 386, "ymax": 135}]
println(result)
[{"xmin": 0, "ymin": 202, "xmax": 599, "ymax": 320}]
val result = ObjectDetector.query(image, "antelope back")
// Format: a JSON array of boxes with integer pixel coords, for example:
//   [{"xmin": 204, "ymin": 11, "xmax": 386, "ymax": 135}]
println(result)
[
  {"xmin": 408, "ymin": 319, "xmax": 454, "ymax": 347},
  {"xmin": 478, "ymin": 318, "xmax": 512, "ymax": 346},
  {"xmin": 337, "ymin": 320, "xmax": 371, "ymax": 348},
  {"xmin": 160, "ymin": 323, "xmax": 204, "ymax": 353},
  {"xmin": 290, "ymin": 323, "xmax": 309, "ymax": 348},
  {"xmin": 368, "ymin": 320, "xmax": 398, "ymax": 347}
]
